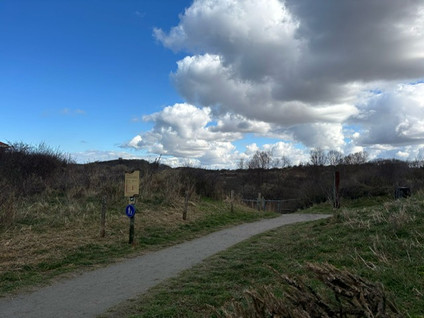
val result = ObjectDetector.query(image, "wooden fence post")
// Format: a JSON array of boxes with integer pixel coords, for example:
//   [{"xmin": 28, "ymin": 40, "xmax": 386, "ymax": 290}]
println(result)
[
  {"xmin": 230, "ymin": 190, "xmax": 234, "ymax": 213},
  {"xmin": 129, "ymin": 215, "xmax": 135, "ymax": 244},
  {"xmin": 257, "ymin": 193, "xmax": 261, "ymax": 211},
  {"xmin": 100, "ymin": 195, "xmax": 106, "ymax": 238}
]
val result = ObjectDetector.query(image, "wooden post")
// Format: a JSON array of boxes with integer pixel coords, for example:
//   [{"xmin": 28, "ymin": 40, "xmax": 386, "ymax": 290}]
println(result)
[
  {"xmin": 100, "ymin": 195, "xmax": 106, "ymax": 238},
  {"xmin": 128, "ymin": 196, "xmax": 136, "ymax": 245},
  {"xmin": 124, "ymin": 170, "xmax": 139, "ymax": 245},
  {"xmin": 183, "ymin": 190, "xmax": 189, "ymax": 220},
  {"xmin": 257, "ymin": 193, "xmax": 261, "ymax": 211},
  {"xmin": 262, "ymin": 196, "xmax": 266, "ymax": 211},
  {"xmin": 230, "ymin": 190, "xmax": 234, "ymax": 213},
  {"xmin": 333, "ymin": 171, "xmax": 340, "ymax": 208},
  {"xmin": 129, "ymin": 215, "xmax": 135, "ymax": 244}
]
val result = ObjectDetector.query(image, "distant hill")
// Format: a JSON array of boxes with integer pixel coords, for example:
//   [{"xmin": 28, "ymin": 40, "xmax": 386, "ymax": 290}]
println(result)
[{"xmin": 81, "ymin": 158, "xmax": 171, "ymax": 172}]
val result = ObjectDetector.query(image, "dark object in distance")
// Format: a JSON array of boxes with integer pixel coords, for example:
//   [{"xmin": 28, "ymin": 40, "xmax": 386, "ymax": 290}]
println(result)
[{"xmin": 395, "ymin": 187, "xmax": 411, "ymax": 199}]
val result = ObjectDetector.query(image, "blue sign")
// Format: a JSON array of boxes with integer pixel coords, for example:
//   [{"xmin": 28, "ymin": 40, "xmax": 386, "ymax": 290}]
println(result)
[{"xmin": 125, "ymin": 204, "xmax": 136, "ymax": 218}]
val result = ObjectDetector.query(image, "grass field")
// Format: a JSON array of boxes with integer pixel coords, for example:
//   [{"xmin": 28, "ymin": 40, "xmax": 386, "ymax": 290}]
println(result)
[
  {"xmin": 101, "ymin": 194, "xmax": 424, "ymax": 317},
  {"xmin": 0, "ymin": 196, "xmax": 276, "ymax": 296}
]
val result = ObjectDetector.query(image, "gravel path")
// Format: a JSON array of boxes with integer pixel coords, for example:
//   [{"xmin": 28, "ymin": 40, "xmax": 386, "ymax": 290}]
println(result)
[{"xmin": 0, "ymin": 213, "xmax": 331, "ymax": 318}]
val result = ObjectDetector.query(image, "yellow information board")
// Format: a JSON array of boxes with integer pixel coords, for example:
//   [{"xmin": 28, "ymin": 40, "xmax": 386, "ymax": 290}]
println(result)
[{"xmin": 124, "ymin": 170, "xmax": 140, "ymax": 197}]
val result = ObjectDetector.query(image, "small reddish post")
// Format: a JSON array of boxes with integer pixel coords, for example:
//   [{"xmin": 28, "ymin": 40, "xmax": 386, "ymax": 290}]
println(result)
[{"xmin": 333, "ymin": 171, "xmax": 340, "ymax": 208}]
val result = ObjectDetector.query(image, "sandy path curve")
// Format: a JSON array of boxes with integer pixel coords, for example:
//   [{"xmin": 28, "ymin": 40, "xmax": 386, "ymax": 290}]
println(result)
[{"xmin": 0, "ymin": 213, "xmax": 331, "ymax": 318}]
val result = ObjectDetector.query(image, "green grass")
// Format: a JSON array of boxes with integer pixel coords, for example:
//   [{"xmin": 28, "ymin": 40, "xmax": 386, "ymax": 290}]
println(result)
[
  {"xmin": 0, "ymin": 242, "xmax": 134, "ymax": 294},
  {"xmin": 137, "ymin": 200, "xmax": 276, "ymax": 249},
  {"xmin": 138, "ymin": 213, "xmax": 270, "ymax": 247},
  {"xmin": 299, "ymin": 194, "xmax": 392, "ymax": 214},
  {"xmin": 0, "ymin": 199, "xmax": 276, "ymax": 295},
  {"xmin": 103, "ymin": 194, "xmax": 424, "ymax": 317}
]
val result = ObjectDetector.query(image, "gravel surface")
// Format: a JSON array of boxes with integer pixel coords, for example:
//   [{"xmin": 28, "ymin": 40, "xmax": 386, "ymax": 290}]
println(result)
[{"xmin": 0, "ymin": 213, "xmax": 331, "ymax": 318}]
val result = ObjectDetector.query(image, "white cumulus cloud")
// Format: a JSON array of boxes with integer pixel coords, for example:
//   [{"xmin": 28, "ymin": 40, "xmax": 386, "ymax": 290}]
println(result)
[
  {"xmin": 128, "ymin": 0, "xmax": 424, "ymax": 167},
  {"xmin": 125, "ymin": 103, "xmax": 241, "ymax": 166}
]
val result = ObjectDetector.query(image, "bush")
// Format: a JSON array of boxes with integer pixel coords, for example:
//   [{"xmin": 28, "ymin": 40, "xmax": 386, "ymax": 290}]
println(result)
[
  {"xmin": 0, "ymin": 142, "xmax": 71, "ymax": 192},
  {"xmin": 0, "ymin": 182, "xmax": 16, "ymax": 227}
]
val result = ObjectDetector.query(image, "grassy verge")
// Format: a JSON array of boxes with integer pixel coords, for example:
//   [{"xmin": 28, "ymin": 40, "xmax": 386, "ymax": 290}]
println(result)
[
  {"xmin": 299, "ymin": 194, "xmax": 392, "ymax": 214},
  {"xmin": 102, "ymin": 194, "xmax": 424, "ymax": 317},
  {"xmin": 0, "ymin": 197, "xmax": 276, "ymax": 296}
]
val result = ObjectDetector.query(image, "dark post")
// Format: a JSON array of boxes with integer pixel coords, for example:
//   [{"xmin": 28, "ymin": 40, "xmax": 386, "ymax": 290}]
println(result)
[
  {"xmin": 183, "ymin": 190, "xmax": 189, "ymax": 220},
  {"xmin": 129, "ymin": 216, "xmax": 135, "ymax": 244},
  {"xmin": 100, "ymin": 195, "xmax": 106, "ymax": 238},
  {"xmin": 129, "ymin": 196, "xmax": 135, "ymax": 245},
  {"xmin": 124, "ymin": 170, "xmax": 139, "ymax": 245},
  {"xmin": 257, "ymin": 193, "xmax": 261, "ymax": 211},
  {"xmin": 333, "ymin": 171, "xmax": 340, "ymax": 208},
  {"xmin": 230, "ymin": 190, "xmax": 234, "ymax": 213}
]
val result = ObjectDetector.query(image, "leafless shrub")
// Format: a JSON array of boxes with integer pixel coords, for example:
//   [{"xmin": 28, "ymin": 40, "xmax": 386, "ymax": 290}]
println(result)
[
  {"xmin": 343, "ymin": 151, "xmax": 369, "ymax": 165},
  {"xmin": 0, "ymin": 184, "xmax": 16, "ymax": 228},
  {"xmin": 148, "ymin": 169, "xmax": 182, "ymax": 205},
  {"xmin": 0, "ymin": 142, "xmax": 71, "ymax": 196},
  {"xmin": 248, "ymin": 151, "xmax": 272, "ymax": 169},
  {"xmin": 327, "ymin": 150, "xmax": 344, "ymax": 166},
  {"xmin": 22, "ymin": 174, "xmax": 47, "ymax": 196},
  {"xmin": 310, "ymin": 147, "xmax": 328, "ymax": 166},
  {"xmin": 217, "ymin": 263, "xmax": 400, "ymax": 318}
]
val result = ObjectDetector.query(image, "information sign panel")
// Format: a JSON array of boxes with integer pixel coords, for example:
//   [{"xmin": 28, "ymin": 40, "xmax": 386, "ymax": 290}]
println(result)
[{"xmin": 125, "ymin": 170, "xmax": 140, "ymax": 197}]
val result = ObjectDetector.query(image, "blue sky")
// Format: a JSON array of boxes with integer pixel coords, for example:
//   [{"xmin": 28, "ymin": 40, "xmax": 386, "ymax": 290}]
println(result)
[
  {"xmin": 1, "ymin": 0, "xmax": 424, "ymax": 168},
  {"xmin": 1, "ymin": 0, "xmax": 190, "ymax": 155}
]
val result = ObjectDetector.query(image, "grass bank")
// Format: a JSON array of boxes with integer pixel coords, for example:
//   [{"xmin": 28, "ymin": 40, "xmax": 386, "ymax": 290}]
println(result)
[
  {"xmin": 102, "ymin": 194, "xmax": 424, "ymax": 317},
  {"xmin": 0, "ymin": 196, "xmax": 276, "ymax": 296}
]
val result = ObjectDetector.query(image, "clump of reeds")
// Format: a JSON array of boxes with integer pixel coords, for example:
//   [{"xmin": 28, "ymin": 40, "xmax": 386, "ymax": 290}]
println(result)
[{"xmin": 217, "ymin": 263, "xmax": 400, "ymax": 318}]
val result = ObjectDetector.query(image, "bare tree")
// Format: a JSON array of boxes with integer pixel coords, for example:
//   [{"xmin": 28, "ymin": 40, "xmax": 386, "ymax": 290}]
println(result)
[
  {"xmin": 281, "ymin": 155, "xmax": 292, "ymax": 168},
  {"xmin": 271, "ymin": 157, "xmax": 280, "ymax": 168},
  {"xmin": 248, "ymin": 154, "xmax": 259, "ymax": 169},
  {"xmin": 343, "ymin": 151, "xmax": 368, "ymax": 165},
  {"xmin": 409, "ymin": 157, "xmax": 424, "ymax": 168},
  {"xmin": 310, "ymin": 148, "xmax": 327, "ymax": 166},
  {"xmin": 248, "ymin": 151, "xmax": 272, "ymax": 169},
  {"xmin": 237, "ymin": 158, "xmax": 245, "ymax": 170},
  {"xmin": 272, "ymin": 155, "xmax": 292, "ymax": 168},
  {"xmin": 327, "ymin": 150, "xmax": 343, "ymax": 166},
  {"xmin": 259, "ymin": 151, "xmax": 272, "ymax": 169}
]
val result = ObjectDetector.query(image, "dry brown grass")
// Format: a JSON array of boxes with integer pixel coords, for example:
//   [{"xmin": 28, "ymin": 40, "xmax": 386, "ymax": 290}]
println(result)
[
  {"xmin": 0, "ymin": 191, "xmax": 202, "ymax": 274},
  {"xmin": 0, "ymin": 160, "xmax": 199, "ymax": 277},
  {"xmin": 218, "ymin": 263, "xmax": 401, "ymax": 318}
]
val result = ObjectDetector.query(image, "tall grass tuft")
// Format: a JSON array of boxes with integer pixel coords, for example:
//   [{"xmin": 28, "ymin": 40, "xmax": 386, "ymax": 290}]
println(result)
[{"xmin": 218, "ymin": 263, "xmax": 400, "ymax": 317}]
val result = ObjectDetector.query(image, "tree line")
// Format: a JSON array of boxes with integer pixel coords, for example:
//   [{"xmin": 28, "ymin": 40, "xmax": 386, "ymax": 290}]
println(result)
[{"xmin": 238, "ymin": 148, "xmax": 404, "ymax": 169}]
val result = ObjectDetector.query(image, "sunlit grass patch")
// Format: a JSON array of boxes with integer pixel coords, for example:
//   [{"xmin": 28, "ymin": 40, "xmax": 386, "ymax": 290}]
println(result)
[
  {"xmin": 107, "ymin": 193, "xmax": 424, "ymax": 317},
  {"xmin": 0, "ymin": 192, "xmax": 275, "ymax": 295}
]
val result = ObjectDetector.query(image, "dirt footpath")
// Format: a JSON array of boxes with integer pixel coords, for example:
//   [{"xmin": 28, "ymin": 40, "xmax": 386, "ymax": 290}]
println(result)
[{"xmin": 0, "ymin": 213, "xmax": 331, "ymax": 318}]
